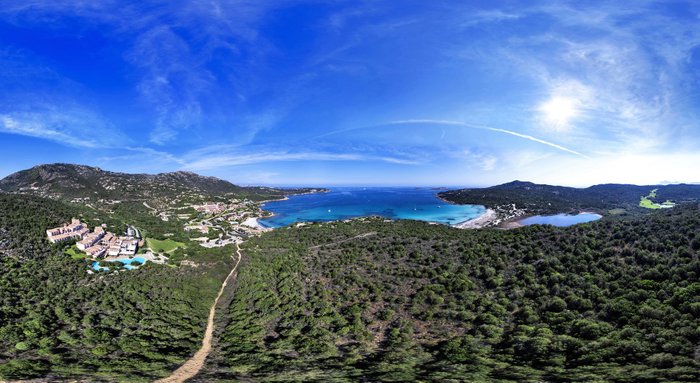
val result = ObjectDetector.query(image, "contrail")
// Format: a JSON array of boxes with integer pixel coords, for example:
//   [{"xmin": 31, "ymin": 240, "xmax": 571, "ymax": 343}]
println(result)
[{"xmin": 389, "ymin": 119, "xmax": 589, "ymax": 158}]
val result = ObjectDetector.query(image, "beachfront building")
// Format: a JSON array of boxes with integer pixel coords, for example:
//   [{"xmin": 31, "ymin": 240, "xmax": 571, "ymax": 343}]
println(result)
[{"xmin": 46, "ymin": 219, "xmax": 89, "ymax": 243}]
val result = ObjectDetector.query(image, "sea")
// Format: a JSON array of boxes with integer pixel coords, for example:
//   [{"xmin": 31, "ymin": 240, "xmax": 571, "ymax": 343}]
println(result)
[{"xmin": 259, "ymin": 187, "xmax": 485, "ymax": 228}]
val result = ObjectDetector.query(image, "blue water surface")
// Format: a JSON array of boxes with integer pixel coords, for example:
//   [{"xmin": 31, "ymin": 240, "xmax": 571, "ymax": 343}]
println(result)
[
  {"xmin": 259, "ymin": 187, "xmax": 485, "ymax": 228},
  {"xmin": 92, "ymin": 256, "xmax": 147, "ymax": 271},
  {"xmin": 519, "ymin": 213, "xmax": 602, "ymax": 227}
]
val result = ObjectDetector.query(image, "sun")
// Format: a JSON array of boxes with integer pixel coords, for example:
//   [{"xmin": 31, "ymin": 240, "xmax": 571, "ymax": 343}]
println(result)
[{"xmin": 538, "ymin": 96, "xmax": 579, "ymax": 129}]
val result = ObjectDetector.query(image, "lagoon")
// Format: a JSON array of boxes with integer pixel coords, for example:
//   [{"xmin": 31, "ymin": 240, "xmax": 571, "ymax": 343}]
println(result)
[
  {"xmin": 518, "ymin": 213, "xmax": 602, "ymax": 227},
  {"xmin": 259, "ymin": 187, "xmax": 485, "ymax": 228}
]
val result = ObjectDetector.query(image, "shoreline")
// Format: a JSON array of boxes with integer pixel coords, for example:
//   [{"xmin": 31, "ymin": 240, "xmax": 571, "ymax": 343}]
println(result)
[
  {"xmin": 257, "ymin": 188, "xmax": 330, "ymax": 204},
  {"xmin": 256, "ymin": 188, "xmax": 331, "ymax": 228},
  {"xmin": 502, "ymin": 210, "xmax": 604, "ymax": 229},
  {"xmin": 437, "ymin": 193, "xmax": 499, "ymax": 229},
  {"xmin": 255, "ymin": 189, "xmax": 571, "ymax": 231},
  {"xmin": 241, "ymin": 217, "xmax": 271, "ymax": 231},
  {"xmin": 453, "ymin": 208, "xmax": 498, "ymax": 229},
  {"xmin": 436, "ymin": 193, "xmax": 462, "ymax": 206}
]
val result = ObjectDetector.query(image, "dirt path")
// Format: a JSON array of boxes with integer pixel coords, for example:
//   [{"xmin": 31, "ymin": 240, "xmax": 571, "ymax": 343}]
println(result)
[
  {"xmin": 309, "ymin": 231, "xmax": 377, "ymax": 250},
  {"xmin": 153, "ymin": 243, "xmax": 242, "ymax": 383},
  {"xmin": 143, "ymin": 201, "xmax": 157, "ymax": 212}
]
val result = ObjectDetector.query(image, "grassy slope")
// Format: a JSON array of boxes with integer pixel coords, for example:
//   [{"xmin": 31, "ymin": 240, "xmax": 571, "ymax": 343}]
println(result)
[{"xmin": 146, "ymin": 238, "xmax": 187, "ymax": 254}]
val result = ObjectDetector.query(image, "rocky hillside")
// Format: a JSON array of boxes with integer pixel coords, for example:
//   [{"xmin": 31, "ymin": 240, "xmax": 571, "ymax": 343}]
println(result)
[{"xmin": 0, "ymin": 163, "xmax": 309, "ymax": 206}]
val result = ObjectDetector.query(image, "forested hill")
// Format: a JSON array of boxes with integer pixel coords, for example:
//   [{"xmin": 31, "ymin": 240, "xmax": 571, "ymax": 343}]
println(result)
[
  {"xmin": 439, "ymin": 180, "xmax": 700, "ymax": 215},
  {"xmin": 0, "ymin": 163, "xmax": 319, "ymax": 205},
  {"xmin": 200, "ymin": 205, "xmax": 700, "ymax": 382},
  {"xmin": 0, "ymin": 193, "xmax": 236, "ymax": 381}
]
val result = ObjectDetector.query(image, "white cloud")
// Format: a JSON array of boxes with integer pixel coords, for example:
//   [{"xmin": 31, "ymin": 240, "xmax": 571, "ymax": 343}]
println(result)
[
  {"xmin": 180, "ymin": 150, "xmax": 420, "ymax": 170},
  {"xmin": 0, "ymin": 107, "xmax": 121, "ymax": 148},
  {"xmin": 444, "ymin": 2, "xmax": 700, "ymax": 156},
  {"xmin": 0, "ymin": 115, "xmax": 97, "ymax": 147},
  {"xmin": 389, "ymin": 119, "xmax": 588, "ymax": 158}
]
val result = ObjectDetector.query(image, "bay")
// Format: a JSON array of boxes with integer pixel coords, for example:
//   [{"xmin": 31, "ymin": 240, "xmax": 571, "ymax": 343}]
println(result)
[{"xmin": 259, "ymin": 187, "xmax": 485, "ymax": 228}]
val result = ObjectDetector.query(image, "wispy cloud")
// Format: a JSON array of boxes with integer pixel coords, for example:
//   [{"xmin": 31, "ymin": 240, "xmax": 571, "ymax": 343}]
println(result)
[
  {"xmin": 180, "ymin": 149, "xmax": 420, "ymax": 171},
  {"xmin": 0, "ymin": 0, "xmax": 313, "ymax": 145},
  {"xmin": 0, "ymin": 114, "xmax": 97, "ymax": 148},
  {"xmin": 389, "ymin": 120, "xmax": 589, "ymax": 158},
  {"xmin": 0, "ymin": 48, "xmax": 125, "ymax": 148},
  {"xmin": 2, "ymin": 1, "xmax": 700, "ymax": 186},
  {"xmin": 466, "ymin": 2, "xmax": 700, "ymax": 151},
  {"xmin": 97, "ymin": 147, "xmax": 185, "ymax": 165},
  {"xmin": 0, "ymin": 106, "xmax": 123, "ymax": 148}
]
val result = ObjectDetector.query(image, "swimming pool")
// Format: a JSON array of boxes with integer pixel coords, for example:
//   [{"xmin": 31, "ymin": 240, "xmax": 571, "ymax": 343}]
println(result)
[{"xmin": 91, "ymin": 256, "xmax": 147, "ymax": 271}]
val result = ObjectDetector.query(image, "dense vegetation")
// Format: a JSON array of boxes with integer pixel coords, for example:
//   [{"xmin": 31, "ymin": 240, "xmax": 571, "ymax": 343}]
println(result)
[
  {"xmin": 2, "ymin": 173, "xmax": 700, "ymax": 382},
  {"xmin": 201, "ymin": 206, "xmax": 700, "ymax": 382},
  {"xmin": 439, "ymin": 180, "xmax": 700, "ymax": 215},
  {"xmin": 0, "ymin": 194, "xmax": 235, "ymax": 381}
]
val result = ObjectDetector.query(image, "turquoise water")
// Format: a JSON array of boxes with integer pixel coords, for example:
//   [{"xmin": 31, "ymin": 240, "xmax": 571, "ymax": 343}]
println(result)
[
  {"xmin": 92, "ymin": 257, "xmax": 146, "ymax": 271},
  {"xmin": 259, "ymin": 187, "xmax": 485, "ymax": 228},
  {"xmin": 519, "ymin": 213, "xmax": 602, "ymax": 227}
]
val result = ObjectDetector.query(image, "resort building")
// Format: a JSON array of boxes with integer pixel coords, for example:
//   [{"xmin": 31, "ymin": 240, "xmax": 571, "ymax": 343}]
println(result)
[
  {"xmin": 46, "ymin": 219, "xmax": 89, "ymax": 243},
  {"xmin": 107, "ymin": 238, "xmax": 138, "ymax": 256},
  {"xmin": 85, "ymin": 244, "xmax": 107, "ymax": 258},
  {"xmin": 77, "ymin": 227, "xmax": 105, "ymax": 250},
  {"xmin": 47, "ymin": 221, "xmax": 140, "ymax": 259}
]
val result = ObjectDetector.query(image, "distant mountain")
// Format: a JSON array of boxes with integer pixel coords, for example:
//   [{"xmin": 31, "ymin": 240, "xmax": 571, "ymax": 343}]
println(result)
[
  {"xmin": 0, "ymin": 163, "xmax": 314, "ymax": 206},
  {"xmin": 440, "ymin": 180, "xmax": 700, "ymax": 214}
]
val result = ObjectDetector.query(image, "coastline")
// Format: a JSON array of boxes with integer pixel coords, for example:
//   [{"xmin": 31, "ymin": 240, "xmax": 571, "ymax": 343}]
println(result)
[
  {"xmin": 256, "ymin": 188, "xmax": 330, "ymax": 228},
  {"xmin": 442, "ymin": 198, "xmax": 528, "ymax": 230},
  {"xmin": 258, "ymin": 195, "xmax": 289, "ymax": 204},
  {"xmin": 501, "ymin": 210, "xmax": 603, "ymax": 229},
  {"xmin": 438, "ymin": 193, "xmax": 498, "ymax": 229},
  {"xmin": 453, "ymin": 208, "xmax": 498, "ymax": 229},
  {"xmin": 501, "ymin": 218, "xmax": 525, "ymax": 229},
  {"xmin": 242, "ymin": 217, "xmax": 271, "ymax": 231},
  {"xmin": 258, "ymin": 188, "xmax": 330, "ymax": 204},
  {"xmin": 436, "ymin": 193, "xmax": 461, "ymax": 206},
  {"xmin": 257, "ymin": 189, "xmax": 541, "ymax": 230}
]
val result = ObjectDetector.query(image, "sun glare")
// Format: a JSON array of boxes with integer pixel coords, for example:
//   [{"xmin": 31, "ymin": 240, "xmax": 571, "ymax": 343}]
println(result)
[{"xmin": 538, "ymin": 96, "xmax": 579, "ymax": 129}]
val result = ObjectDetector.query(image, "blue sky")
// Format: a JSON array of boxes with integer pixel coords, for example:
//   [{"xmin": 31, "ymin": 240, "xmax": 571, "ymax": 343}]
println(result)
[{"xmin": 1, "ymin": 1, "xmax": 700, "ymax": 186}]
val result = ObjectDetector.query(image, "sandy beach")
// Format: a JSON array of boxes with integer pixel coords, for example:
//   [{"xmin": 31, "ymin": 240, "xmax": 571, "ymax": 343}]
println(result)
[
  {"xmin": 454, "ymin": 208, "xmax": 498, "ymax": 229},
  {"xmin": 242, "ymin": 217, "xmax": 269, "ymax": 230},
  {"xmin": 501, "ymin": 219, "xmax": 524, "ymax": 229}
]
